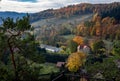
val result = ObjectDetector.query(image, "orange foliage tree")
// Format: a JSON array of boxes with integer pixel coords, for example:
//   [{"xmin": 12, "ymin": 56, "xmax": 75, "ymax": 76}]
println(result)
[{"xmin": 73, "ymin": 36, "xmax": 84, "ymax": 45}]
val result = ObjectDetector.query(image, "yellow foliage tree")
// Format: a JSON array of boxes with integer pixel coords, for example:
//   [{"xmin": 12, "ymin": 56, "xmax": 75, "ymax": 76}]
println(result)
[
  {"xmin": 92, "ymin": 13, "xmax": 101, "ymax": 22},
  {"xmin": 95, "ymin": 21, "xmax": 102, "ymax": 36},
  {"xmin": 66, "ymin": 52, "xmax": 86, "ymax": 72},
  {"xmin": 73, "ymin": 36, "xmax": 84, "ymax": 45}
]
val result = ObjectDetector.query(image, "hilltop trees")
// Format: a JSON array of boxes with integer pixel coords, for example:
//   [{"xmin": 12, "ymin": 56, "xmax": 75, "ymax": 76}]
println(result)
[{"xmin": 31, "ymin": 2, "xmax": 120, "ymax": 22}]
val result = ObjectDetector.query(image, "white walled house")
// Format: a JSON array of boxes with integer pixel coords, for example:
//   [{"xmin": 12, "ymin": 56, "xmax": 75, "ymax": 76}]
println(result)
[
  {"xmin": 77, "ymin": 45, "xmax": 91, "ymax": 54},
  {"xmin": 40, "ymin": 44, "xmax": 62, "ymax": 53}
]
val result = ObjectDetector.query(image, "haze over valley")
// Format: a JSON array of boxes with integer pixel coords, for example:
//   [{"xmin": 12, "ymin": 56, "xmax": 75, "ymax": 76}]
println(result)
[{"xmin": 0, "ymin": 1, "xmax": 120, "ymax": 81}]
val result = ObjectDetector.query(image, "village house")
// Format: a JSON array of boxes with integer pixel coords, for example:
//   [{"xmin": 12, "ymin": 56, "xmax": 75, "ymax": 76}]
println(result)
[
  {"xmin": 40, "ymin": 44, "xmax": 62, "ymax": 53},
  {"xmin": 94, "ymin": 72, "xmax": 104, "ymax": 79},
  {"xmin": 77, "ymin": 45, "xmax": 91, "ymax": 54},
  {"xmin": 56, "ymin": 62, "xmax": 65, "ymax": 68}
]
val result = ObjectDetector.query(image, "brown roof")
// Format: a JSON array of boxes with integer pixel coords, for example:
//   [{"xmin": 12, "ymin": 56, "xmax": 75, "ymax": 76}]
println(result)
[{"xmin": 56, "ymin": 62, "xmax": 65, "ymax": 68}]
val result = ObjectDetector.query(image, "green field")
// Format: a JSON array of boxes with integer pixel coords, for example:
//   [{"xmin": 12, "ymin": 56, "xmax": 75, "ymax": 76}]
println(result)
[
  {"xmin": 62, "ymin": 34, "xmax": 75, "ymax": 40},
  {"xmin": 28, "ymin": 61, "xmax": 60, "ymax": 74},
  {"xmin": 39, "ymin": 63, "xmax": 59, "ymax": 74},
  {"xmin": 31, "ymin": 14, "xmax": 93, "ymax": 27}
]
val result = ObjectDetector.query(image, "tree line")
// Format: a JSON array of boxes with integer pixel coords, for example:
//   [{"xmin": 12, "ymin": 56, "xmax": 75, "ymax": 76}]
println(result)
[{"xmin": 30, "ymin": 2, "xmax": 120, "ymax": 22}]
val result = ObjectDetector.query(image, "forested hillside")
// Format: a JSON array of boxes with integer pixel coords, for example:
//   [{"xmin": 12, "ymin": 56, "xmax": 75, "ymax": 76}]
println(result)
[
  {"xmin": 30, "ymin": 2, "xmax": 120, "ymax": 23},
  {"xmin": 0, "ymin": 11, "xmax": 25, "ymax": 18},
  {"xmin": 31, "ymin": 2, "xmax": 120, "ymax": 47},
  {"xmin": 0, "ymin": 11, "xmax": 25, "ymax": 24}
]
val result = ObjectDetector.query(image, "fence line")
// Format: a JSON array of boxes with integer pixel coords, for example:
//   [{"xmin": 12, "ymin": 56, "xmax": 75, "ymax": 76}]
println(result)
[{"xmin": 52, "ymin": 74, "xmax": 63, "ymax": 81}]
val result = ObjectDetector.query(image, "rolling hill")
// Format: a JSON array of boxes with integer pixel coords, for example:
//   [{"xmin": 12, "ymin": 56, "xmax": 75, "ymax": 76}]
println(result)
[
  {"xmin": 31, "ymin": 14, "xmax": 93, "ymax": 27},
  {"xmin": 30, "ymin": 2, "xmax": 120, "ymax": 28},
  {"xmin": 30, "ymin": 2, "xmax": 120, "ymax": 23},
  {"xmin": 0, "ymin": 11, "xmax": 26, "ymax": 24}
]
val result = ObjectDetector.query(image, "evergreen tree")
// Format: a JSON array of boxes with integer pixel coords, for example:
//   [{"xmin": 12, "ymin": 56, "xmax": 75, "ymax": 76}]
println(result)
[{"xmin": 0, "ymin": 15, "xmax": 44, "ymax": 81}]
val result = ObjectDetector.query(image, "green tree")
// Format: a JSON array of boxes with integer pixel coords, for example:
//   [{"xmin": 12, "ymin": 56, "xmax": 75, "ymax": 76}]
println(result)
[
  {"xmin": 0, "ymin": 15, "xmax": 44, "ymax": 81},
  {"xmin": 68, "ymin": 40, "xmax": 78, "ymax": 53},
  {"xmin": 85, "ymin": 57, "xmax": 120, "ymax": 80},
  {"xmin": 0, "ymin": 62, "xmax": 14, "ymax": 81},
  {"xmin": 112, "ymin": 40, "xmax": 120, "ymax": 56},
  {"xmin": 92, "ymin": 40, "xmax": 106, "ymax": 55}
]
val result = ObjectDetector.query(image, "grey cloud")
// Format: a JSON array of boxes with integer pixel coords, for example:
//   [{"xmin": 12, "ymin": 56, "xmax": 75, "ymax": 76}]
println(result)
[
  {"xmin": 1, "ymin": 0, "xmax": 120, "ymax": 13},
  {"xmin": 9, "ymin": 0, "xmax": 38, "ymax": 3}
]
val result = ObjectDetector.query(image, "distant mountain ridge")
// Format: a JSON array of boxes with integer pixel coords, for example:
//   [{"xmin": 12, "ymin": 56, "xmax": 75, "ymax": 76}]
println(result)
[
  {"xmin": 0, "ymin": 11, "xmax": 26, "ymax": 18},
  {"xmin": 0, "ymin": 11, "xmax": 26, "ymax": 24}
]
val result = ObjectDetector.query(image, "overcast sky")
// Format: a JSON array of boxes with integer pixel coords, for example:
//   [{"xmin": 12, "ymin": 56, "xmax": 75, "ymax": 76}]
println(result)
[{"xmin": 0, "ymin": 0, "xmax": 120, "ymax": 13}]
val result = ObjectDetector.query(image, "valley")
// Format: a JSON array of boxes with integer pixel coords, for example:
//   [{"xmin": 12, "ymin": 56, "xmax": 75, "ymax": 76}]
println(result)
[{"xmin": 0, "ymin": 2, "xmax": 120, "ymax": 81}]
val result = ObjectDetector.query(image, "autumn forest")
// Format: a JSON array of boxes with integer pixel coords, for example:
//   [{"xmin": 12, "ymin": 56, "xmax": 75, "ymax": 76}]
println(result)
[{"xmin": 0, "ymin": 2, "xmax": 120, "ymax": 81}]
